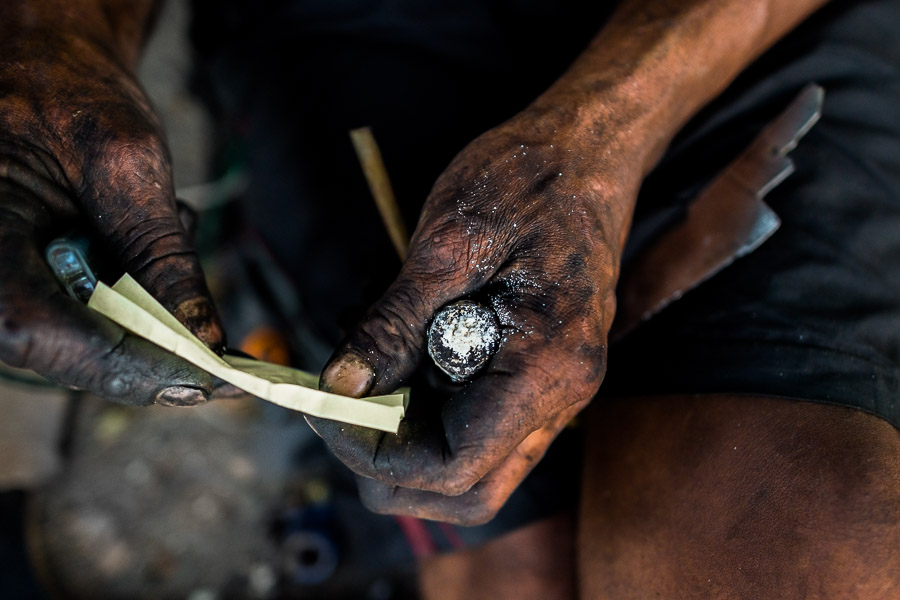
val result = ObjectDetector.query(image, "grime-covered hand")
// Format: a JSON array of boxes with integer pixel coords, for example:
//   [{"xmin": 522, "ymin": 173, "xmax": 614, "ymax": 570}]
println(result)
[
  {"xmin": 309, "ymin": 101, "xmax": 642, "ymax": 525},
  {"xmin": 308, "ymin": 0, "xmax": 830, "ymax": 524},
  {"xmin": 0, "ymin": 10, "xmax": 224, "ymax": 406}
]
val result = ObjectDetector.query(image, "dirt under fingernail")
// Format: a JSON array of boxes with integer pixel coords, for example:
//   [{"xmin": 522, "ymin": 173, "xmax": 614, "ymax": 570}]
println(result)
[
  {"xmin": 174, "ymin": 297, "xmax": 225, "ymax": 353},
  {"xmin": 156, "ymin": 385, "xmax": 208, "ymax": 407},
  {"xmin": 321, "ymin": 353, "xmax": 374, "ymax": 397}
]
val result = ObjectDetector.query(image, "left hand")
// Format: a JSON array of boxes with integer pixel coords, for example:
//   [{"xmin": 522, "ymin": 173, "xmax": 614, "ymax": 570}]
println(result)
[{"xmin": 308, "ymin": 103, "xmax": 641, "ymax": 525}]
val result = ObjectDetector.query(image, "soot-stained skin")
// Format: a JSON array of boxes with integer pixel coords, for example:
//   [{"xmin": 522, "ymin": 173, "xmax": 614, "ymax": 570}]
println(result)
[
  {"xmin": 0, "ymin": 10, "xmax": 224, "ymax": 406},
  {"xmin": 307, "ymin": 0, "xmax": 832, "ymax": 525},
  {"xmin": 309, "ymin": 100, "xmax": 640, "ymax": 525}
]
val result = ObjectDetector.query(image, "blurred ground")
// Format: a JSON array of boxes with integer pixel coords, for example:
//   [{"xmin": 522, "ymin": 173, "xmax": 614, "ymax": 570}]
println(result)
[
  {"xmin": 0, "ymin": 384, "xmax": 68, "ymax": 490},
  {"xmin": 30, "ymin": 395, "xmax": 417, "ymax": 600}
]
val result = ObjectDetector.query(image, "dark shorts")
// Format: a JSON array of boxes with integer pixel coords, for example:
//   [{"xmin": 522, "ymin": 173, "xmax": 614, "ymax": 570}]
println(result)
[
  {"xmin": 604, "ymin": 0, "xmax": 900, "ymax": 427},
  {"xmin": 191, "ymin": 0, "xmax": 900, "ymax": 542}
]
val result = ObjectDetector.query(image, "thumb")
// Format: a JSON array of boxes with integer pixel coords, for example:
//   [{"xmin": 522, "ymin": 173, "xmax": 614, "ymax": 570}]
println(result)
[{"xmin": 321, "ymin": 239, "xmax": 484, "ymax": 397}]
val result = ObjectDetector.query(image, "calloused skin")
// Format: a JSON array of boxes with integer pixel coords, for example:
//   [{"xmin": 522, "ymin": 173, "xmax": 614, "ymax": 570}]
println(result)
[
  {"xmin": 0, "ymin": 0, "xmax": 224, "ymax": 406},
  {"xmin": 308, "ymin": 109, "xmax": 625, "ymax": 523},
  {"xmin": 312, "ymin": 0, "xmax": 831, "ymax": 524}
]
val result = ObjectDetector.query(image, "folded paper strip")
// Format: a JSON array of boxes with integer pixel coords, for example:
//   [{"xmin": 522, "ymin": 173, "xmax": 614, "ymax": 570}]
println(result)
[{"xmin": 88, "ymin": 275, "xmax": 407, "ymax": 433}]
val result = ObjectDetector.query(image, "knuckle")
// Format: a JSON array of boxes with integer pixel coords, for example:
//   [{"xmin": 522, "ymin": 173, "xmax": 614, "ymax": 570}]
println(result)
[
  {"xmin": 362, "ymin": 496, "xmax": 393, "ymax": 516},
  {"xmin": 81, "ymin": 134, "xmax": 172, "ymax": 217},
  {"xmin": 358, "ymin": 482, "xmax": 396, "ymax": 515},
  {"xmin": 569, "ymin": 376, "xmax": 601, "ymax": 404},
  {"xmin": 355, "ymin": 476, "xmax": 504, "ymax": 525},
  {"xmin": 572, "ymin": 341, "xmax": 608, "ymax": 387},
  {"xmin": 544, "ymin": 360, "xmax": 601, "ymax": 411},
  {"xmin": 118, "ymin": 214, "xmax": 182, "ymax": 250},
  {"xmin": 412, "ymin": 221, "xmax": 470, "ymax": 270},
  {"xmin": 117, "ymin": 216, "xmax": 191, "ymax": 273},
  {"xmin": 438, "ymin": 465, "xmax": 481, "ymax": 497},
  {"xmin": 50, "ymin": 333, "xmax": 123, "ymax": 395},
  {"xmin": 92, "ymin": 130, "xmax": 169, "ymax": 184},
  {"xmin": 452, "ymin": 502, "xmax": 501, "ymax": 527},
  {"xmin": 533, "ymin": 318, "xmax": 607, "ymax": 400},
  {"xmin": 411, "ymin": 214, "xmax": 500, "ymax": 281},
  {"xmin": 351, "ymin": 285, "xmax": 428, "ymax": 374},
  {"xmin": 453, "ymin": 477, "xmax": 513, "ymax": 525},
  {"xmin": 378, "ymin": 286, "xmax": 424, "ymax": 335},
  {"xmin": 428, "ymin": 488, "xmax": 504, "ymax": 526},
  {"xmin": 97, "ymin": 371, "xmax": 139, "ymax": 401}
]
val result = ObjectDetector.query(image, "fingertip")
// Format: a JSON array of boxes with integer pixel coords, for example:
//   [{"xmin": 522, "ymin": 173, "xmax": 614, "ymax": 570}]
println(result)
[
  {"xmin": 173, "ymin": 296, "xmax": 226, "ymax": 353},
  {"xmin": 155, "ymin": 385, "xmax": 209, "ymax": 407},
  {"xmin": 320, "ymin": 352, "xmax": 375, "ymax": 398}
]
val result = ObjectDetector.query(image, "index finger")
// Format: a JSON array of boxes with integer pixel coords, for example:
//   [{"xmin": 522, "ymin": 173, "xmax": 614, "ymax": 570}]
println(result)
[
  {"xmin": 0, "ymin": 186, "xmax": 213, "ymax": 405},
  {"xmin": 72, "ymin": 105, "xmax": 225, "ymax": 351}
]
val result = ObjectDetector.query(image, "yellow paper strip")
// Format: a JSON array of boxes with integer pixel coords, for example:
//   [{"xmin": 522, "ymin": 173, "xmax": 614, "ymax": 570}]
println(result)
[{"xmin": 87, "ymin": 275, "xmax": 406, "ymax": 433}]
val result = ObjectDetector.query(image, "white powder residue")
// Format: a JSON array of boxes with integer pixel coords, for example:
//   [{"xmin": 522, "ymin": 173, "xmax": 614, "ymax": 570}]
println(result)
[
  {"xmin": 504, "ymin": 269, "xmax": 542, "ymax": 292},
  {"xmin": 489, "ymin": 296, "xmax": 515, "ymax": 328},
  {"xmin": 428, "ymin": 301, "xmax": 501, "ymax": 380},
  {"xmin": 440, "ymin": 310, "xmax": 497, "ymax": 361}
]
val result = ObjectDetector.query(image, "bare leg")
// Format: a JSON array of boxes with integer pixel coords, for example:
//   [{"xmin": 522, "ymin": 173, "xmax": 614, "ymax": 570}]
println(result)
[
  {"xmin": 419, "ymin": 512, "xmax": 576, "ymax": 600},
  {"xmin": 578, "ymin": 394, "xmax": 900, "ymax": 599}
]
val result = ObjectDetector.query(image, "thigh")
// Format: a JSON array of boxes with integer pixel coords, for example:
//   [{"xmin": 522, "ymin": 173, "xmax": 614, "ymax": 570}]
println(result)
[
  {"xmin": 419, "ymin": 513, "xmax": 575, "ymax": 600},
  {"xmin": 578, "ymin": 394, "xmax": 900, "ymax": 600}
]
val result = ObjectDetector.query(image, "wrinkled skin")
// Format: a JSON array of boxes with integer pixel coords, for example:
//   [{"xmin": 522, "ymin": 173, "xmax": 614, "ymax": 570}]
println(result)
[
  {"xmin": 309, "ymin": 105, "xmax": 640, "ymax": 525},
  {"xmin": 0, "ymin": 28, "xmax": 224, "ymax": 405},
  {"xmin": 309, "ymin": 0, "xmax": 832, "ymax": 526},
  {"xmin": 3, "ymin": 0, "xmax": 830, "ymax": 528}
]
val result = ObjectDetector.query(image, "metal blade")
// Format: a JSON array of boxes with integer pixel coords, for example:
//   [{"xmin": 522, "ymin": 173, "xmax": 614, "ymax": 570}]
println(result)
[{"xmin": 611, "ymin": 84, "xmax": 824, "ymax": 342}]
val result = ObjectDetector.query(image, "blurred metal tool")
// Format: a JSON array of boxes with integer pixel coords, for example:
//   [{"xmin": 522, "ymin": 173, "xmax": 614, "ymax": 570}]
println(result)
[
  {"xmin": 610, "ymin": 84, "xmax": 824, "ymax": 341},
  {"xmin": 276, "ymin": 503, "xmax": 340, "ymax": 586},
  {"xmin": 45, "ymin": 236, "xmax": 98, "ymax": 303},
  {"xmin": 45, "ymin": 200, "xmax": 197, "ymax": 305}
]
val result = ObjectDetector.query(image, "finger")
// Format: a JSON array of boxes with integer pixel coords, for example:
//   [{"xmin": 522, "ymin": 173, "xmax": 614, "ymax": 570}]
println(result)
[
  {"xmin": 355, "ymin": 401, "xmax": 584, "ymax": 525},
  {"xmin": 320, "ymin": 216, "xmax": 512, "ymax": 397},
  {"xmin": 0, "ymin": 199, "xmax": 213, "ymax": 405},
  {"xmin": 77, "ymin": 119, "xmax": 224, "ymax": 351},
  {"xmin": 309, "ymin": 297, "xmax": 604, "ymax": 496}
]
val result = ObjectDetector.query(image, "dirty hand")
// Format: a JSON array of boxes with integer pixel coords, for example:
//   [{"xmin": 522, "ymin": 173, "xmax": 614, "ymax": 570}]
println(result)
[
  {"xmin": 310, "ymin": 103, "xmax": 642, "ymax": 525},
  {"xmin": 0, "ymin": 28, "xmax": 224, "ymax": 405}
]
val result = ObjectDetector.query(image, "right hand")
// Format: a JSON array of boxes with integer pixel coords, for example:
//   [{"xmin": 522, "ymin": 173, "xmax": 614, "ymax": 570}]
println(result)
[
  {"xmin": 311, "ymin": 101, "xmax": 630, "ymax": 524},
  {"xmin": 0, "ymin": 29, "xmax": 225, "ymax": 406}
]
